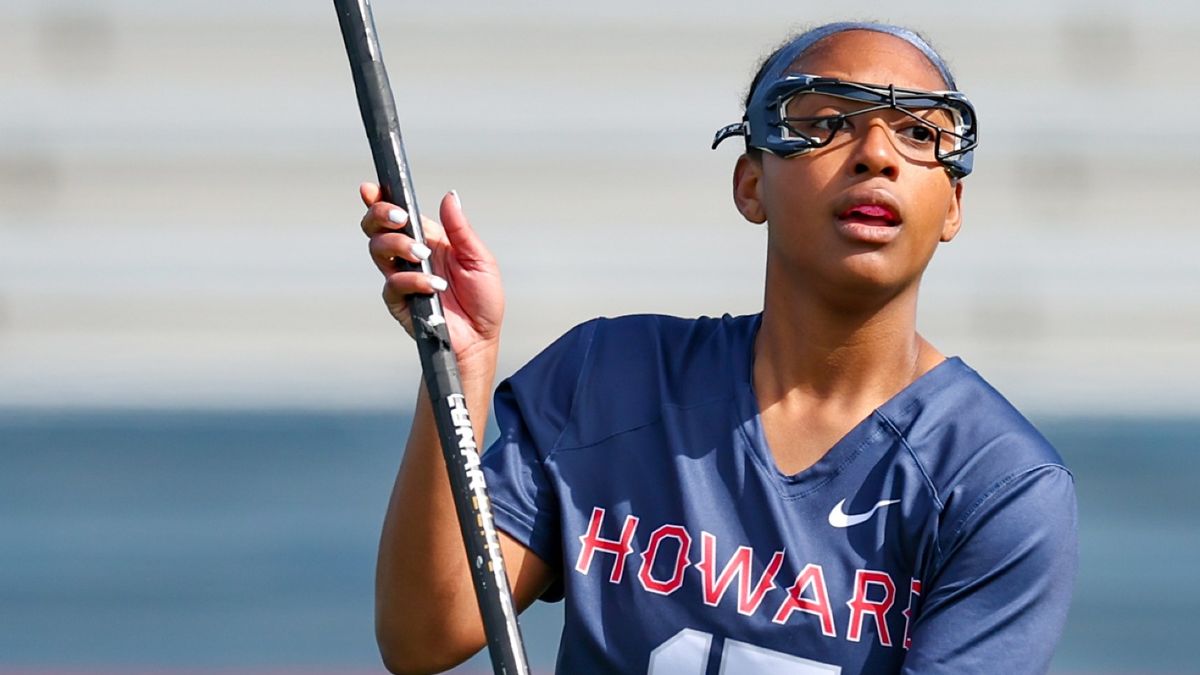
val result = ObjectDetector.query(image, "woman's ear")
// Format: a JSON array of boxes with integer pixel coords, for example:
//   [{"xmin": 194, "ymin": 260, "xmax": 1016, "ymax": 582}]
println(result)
[
  {"xmin": 733, "ymin": 154, "xmax": 767, "ymax": 224},
  {"xmin": 940, "ymin": 179, "xmax": 964, "ymax": 242}
]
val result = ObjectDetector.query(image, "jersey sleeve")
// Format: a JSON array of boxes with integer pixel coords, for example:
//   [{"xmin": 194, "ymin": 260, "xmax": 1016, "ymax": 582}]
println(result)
[
  {"xmin": 901, "ymin": 464, "xmax": 1078, "ymax": 674},
  {"xmin": 480, "ymin": 320, "xmax": 599, "ymax": 601}
]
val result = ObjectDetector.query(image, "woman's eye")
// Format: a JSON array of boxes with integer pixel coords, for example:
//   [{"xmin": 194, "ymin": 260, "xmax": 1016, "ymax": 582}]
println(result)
[
  {"xmin": 801, "ymin": 115, "xmax": 843, "ymax": 140},
  {"xmin": 900, "ymin": 124, "xmax": 936, "ymax": 143},
  {"xmin": 812, "ymin": 116, "xmax": 840, "ymax": 131}
]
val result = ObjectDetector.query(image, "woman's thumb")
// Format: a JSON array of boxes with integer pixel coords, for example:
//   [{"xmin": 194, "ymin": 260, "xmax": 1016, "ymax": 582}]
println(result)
[{"xmin": 439, "ymin": 190, "xmax": 492, "ymax": 264}]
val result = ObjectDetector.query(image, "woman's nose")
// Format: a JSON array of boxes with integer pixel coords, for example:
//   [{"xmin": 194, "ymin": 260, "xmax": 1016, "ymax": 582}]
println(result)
[{"xmin": 850, "ymin": 121, "xmax": 900, "ymax": 179}]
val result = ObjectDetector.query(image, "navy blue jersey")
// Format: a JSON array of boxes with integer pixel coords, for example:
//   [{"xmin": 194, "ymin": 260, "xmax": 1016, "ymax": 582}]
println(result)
[{"xmin": 481, "ymin": 314, "xmax": 1077, "ymax": 674}]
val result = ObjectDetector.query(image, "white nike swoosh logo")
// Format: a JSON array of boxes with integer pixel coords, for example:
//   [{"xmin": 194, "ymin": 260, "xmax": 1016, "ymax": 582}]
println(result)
[{"xmin": 828, "ymin": 498, "xmax": 901, "ymax": 528}]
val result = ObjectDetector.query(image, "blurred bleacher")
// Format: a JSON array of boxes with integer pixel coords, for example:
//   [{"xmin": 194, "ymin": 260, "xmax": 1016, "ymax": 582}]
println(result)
[{"xmin": 1, "ymin": 0, "xmax": 1196, "ymax": 413}]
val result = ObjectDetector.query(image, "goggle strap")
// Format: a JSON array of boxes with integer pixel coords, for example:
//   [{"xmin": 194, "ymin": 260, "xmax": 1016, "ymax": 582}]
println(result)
[{"xmin": 711, "ymin": 120, "xmax": 749, "ymax": 150}]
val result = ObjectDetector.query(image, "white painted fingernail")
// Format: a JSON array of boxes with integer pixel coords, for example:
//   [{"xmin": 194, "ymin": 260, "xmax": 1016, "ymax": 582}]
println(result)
[
  {"xmin": 388, "ymin": 208, "xmax": 408, "ymax": 224},
  {"xmin": 410, "ymin": 241, "xmax": 432, "ymax": 261},
  {"xmin": 429, "ymin": 275, "xmax": 448, "ymax": 292},
  {"xmin": 450, "ymin": 190, "xmax": 462, "ymax": 211}
]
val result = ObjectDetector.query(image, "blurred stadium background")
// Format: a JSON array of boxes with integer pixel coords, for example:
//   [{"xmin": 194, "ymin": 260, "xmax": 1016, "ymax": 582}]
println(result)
[{"xmin": 1, "ymin": 0, "xmax": 1195, "ymax": 673}]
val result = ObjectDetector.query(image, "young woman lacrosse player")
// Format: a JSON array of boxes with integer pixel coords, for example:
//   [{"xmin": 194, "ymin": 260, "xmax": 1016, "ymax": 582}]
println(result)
[{"xmin": 359, "ymin": 21, "xmax": 1078, "ymax": 674}]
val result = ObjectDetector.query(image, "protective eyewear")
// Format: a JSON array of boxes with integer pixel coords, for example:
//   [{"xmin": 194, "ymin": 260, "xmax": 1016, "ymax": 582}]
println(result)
[{"xmin": 713, "ymin": 75, "xmax": 978, "ymax": 178}]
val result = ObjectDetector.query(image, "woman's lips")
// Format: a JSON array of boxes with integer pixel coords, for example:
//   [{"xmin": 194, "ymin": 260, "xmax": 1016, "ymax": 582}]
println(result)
[
  {"xmin": 835, "ymin": 204, "xmax": 902, "ymax": 244},
  {"xmin": 837, "ymin": 204, "xmax": 899, "ymax": 224}
]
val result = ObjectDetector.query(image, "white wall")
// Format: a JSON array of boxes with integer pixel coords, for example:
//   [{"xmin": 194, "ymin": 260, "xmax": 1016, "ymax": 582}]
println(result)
[{"xmin": 1, "ymin": 1, "xmax": 1196, "ymax": 413}]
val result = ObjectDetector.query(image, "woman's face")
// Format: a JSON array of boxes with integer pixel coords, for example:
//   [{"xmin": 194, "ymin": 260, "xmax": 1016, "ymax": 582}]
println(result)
[{"xmin": 734, "ymin": 30, "xmax": 964, "ymax": 300}]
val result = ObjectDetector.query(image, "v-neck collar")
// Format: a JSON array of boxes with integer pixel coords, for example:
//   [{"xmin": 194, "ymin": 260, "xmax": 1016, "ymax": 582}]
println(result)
[{"xmin": 731, "ymin": 313, "xmax": 966, "ymax": 499}]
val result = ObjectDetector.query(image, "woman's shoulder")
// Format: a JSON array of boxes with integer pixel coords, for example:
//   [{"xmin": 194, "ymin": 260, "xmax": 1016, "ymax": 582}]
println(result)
[
  {"xmin": 885, "ymin": 358, "xmax": 1072, "ymax": 511},
  {"xmin": 524, "ymin": 312, "xmax": 758, "ymax": 364},
  {"xmin": 566, "ymin": 312, "xmax": 759, "ymax": 381},
  {"xmin": 893, "ymin": 358, "xmax": 1063, "ymax": 454},
  {"xmin": 500, "ymin": 313, "xmax": 759, "ymax": 442},
  {"xmin": 589, "ymin": 312, "xmax": 758, "ymax": 347}
]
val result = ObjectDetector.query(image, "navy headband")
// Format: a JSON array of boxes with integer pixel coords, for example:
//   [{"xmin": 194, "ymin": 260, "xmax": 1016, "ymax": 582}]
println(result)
[
  {"xmin": 718, "ymin": 22, "xmax": 976, "ymax": 177},
  {"xmin": 754, "ymin": 22, "xmax": 957, "ymax": 96}
]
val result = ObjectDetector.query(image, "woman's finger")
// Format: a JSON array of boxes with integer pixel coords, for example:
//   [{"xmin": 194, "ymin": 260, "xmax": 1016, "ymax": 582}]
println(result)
[
  {"xmin": 360, "ymin": 181, "xmax": 382, "ymax": 207},
  {"xmin": 361, "ymin": 203, "xmax": 449, "ymax": 249},
  {"xmin": 382, "ymin": 270, "xmax": 449, "ymax": 299},
  {"xmin": 438, "ymin": 190, "xmax": 495, "ymax": 268},
  {"xmin": 361, "ymin": 201, "xmax": 407, "ymax": 237},
  {"xmin": 369, "ymin": 232, "xmax": 433, "ymax": 275},
  {"xmin": 381, "ymin": 287, "xmax": 414, "ymax": 337},
  {"xmin": 382, "ymin": 272, "xmax": 447, "ymax": 338},
  {"xmin": 384, "ymin": 285, "xmax": 422, "ymax": 336}
]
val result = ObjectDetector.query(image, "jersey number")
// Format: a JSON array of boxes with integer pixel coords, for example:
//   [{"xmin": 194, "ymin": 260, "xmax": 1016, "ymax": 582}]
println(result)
[{"xmin": 648, "ymin": 629, "xmax": 841, "ymax": 674}]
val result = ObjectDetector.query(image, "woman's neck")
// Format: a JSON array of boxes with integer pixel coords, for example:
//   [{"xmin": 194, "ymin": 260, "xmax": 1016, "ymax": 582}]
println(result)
[{"xmin": 753, "ymin": 274, "xmax": 942, "ymax": 410}]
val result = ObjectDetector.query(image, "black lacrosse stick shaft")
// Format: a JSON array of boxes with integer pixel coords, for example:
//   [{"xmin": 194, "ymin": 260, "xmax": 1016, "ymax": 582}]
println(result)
[{"xmin": 332, "ymin": 2, "xmax": 531, "ymax": 673}]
